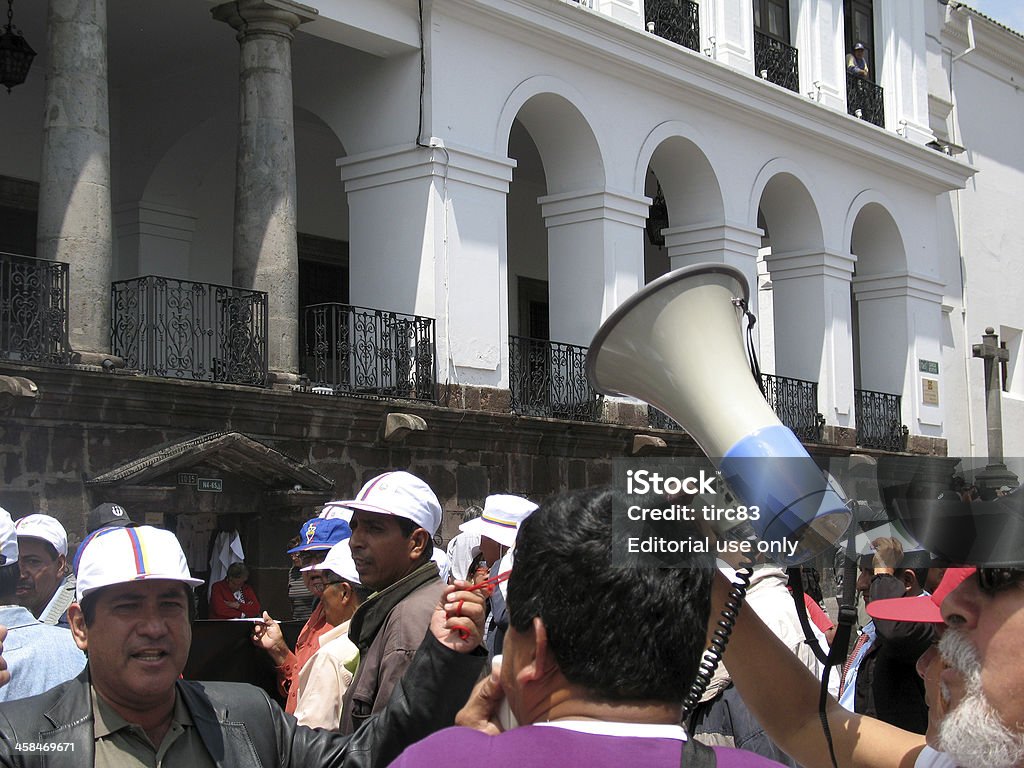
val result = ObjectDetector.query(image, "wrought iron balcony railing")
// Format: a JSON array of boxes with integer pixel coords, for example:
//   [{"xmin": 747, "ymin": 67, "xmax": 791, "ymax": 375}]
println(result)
[
  {"xmin": 648, "ymin": 405, "xmax": 683, "ymax": 431},
  {"xmin": 509, "ymin": 335, "xmax": 602, "ymax": 422},
  {"xmin": 0, "ymin": 252, "xmax": 71, "ymax": 365},
  {"xmin": 855, "ymin": 388, "xmax": 908, "ymax": 452},
  {"xmin": 645, "ymin": 0, "xmax": 700, "ymax": 52},
  {"xmin": 754, "ymin": 31, "xmax": 799, "ymax": 93},
  {"xmin": 111, "ymin": 276, "xmax": 268, "ymax": 387},
  {"xmin": 761, "ymin": 373, "xmax": 825, "ymax": 443},
  {"xmin": 846, "ymin": 73, "xmax": 885, "ymax": 128},
  {"xmin": 302, "ymin": 303, "xmax": 436, "ymax": 402}
]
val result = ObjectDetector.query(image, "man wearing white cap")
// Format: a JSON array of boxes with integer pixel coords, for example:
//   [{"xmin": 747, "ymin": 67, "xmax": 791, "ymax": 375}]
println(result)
[
  {"xmin": 459, "ymin": 494, "xmax": 538, "ymax": 657},
  {"xmin": 14, "ymin": 513, "xmax": 76, "ymax": 628},
  {"xmin": 340, "ymin": 470, "xmax": 447, "ymax": 734},
  {"xmin": 294, "ymin": 540, "xmax": 369, "ymax": 729},
  {"xmin": 0, "ymin": 508, "xmax": 85, "ymax": 702},
  {"xmin": 0, "ymin": 524, "xmax": 488, "ymax": 767}
]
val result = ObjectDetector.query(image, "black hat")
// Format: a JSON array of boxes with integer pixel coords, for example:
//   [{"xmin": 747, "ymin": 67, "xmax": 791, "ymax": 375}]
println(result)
[{"xmin": 86, "ymin": 502, "xmax": 136, "ymax": 534}]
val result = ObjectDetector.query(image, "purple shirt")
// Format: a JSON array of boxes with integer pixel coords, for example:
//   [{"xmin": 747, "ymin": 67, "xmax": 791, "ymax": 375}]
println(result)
[{"xmin": 390, "ymin": 724, "xmax": 789, "ymax": 767}]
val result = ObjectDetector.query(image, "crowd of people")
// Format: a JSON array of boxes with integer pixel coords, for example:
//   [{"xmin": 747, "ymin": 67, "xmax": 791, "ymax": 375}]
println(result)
[{"xmin": 0, "ymin": 467, "xmax": 1021, "ymax": 768}]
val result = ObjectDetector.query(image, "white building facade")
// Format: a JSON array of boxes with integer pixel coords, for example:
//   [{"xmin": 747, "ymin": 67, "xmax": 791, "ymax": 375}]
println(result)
[{"xmin": 1, "ymin": 0, "xmax": 1020, "ymax": 497}]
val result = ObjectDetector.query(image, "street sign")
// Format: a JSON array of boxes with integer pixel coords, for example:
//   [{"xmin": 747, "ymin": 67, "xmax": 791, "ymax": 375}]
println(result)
[{"xmin": 197, "ymin": 478, "xmax": 223, "ymax": 493}]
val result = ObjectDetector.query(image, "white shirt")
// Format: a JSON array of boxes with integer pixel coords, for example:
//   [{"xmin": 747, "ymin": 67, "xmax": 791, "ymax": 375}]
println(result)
[{"xmin": 914, "ymin": 746, "xmax": 955, "ymax": 768}]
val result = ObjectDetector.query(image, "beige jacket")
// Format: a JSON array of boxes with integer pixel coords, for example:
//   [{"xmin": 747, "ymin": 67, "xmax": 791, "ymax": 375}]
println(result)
[{"xmin": 293, "ymin": 620, "xmax": 359, "ymax": 730}]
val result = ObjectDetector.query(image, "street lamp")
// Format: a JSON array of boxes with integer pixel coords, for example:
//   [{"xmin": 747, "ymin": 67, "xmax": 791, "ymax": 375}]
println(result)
[{"xmin": 0, "ymin": 0, "xmax": 35, "ymax": 93}]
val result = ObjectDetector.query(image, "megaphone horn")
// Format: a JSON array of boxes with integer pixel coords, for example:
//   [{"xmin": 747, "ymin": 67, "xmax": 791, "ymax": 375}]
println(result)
[{"xmin": 586, "ymin": 263, "xmax": 850, "ymax": 564}]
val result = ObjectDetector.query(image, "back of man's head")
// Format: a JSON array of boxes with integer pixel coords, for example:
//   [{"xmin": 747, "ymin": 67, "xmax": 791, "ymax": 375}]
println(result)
[{"xmin": 507, "ymin": 486, "xmax": 713, "ymax": 704}]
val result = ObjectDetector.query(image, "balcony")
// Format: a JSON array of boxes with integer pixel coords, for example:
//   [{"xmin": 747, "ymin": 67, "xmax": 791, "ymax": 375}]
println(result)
[
  {"xmin": 111, "ymin": 276, "xmax": 268, "ymax": 387},
  {"xmin": 645, "ymin": 0, "xmax": 700, "ymax": 52},
  {"xmin": 302, "ymin": 303, "xmax": 436, "ymax": 403},
  {"xmin": 509, "ymin": 336, "xmax": 602, "ymax": 422},
  {"xmin": 855, "ymin": 388, "xmax": 908, "ymax": 452},
  {"xmin": 761, "ymin": 373, "xmax": 824, "ymax": 443},
  {"xmin": 0, "ymin": 252, "xmax": 71, "ymax": 365},
  {"xmin": 753, "ymin": 31, "xmax": 799, "ymax": 93},
  {"xmin": 846, "ymin": 73, "xmax": 885, "ymax": 128}
]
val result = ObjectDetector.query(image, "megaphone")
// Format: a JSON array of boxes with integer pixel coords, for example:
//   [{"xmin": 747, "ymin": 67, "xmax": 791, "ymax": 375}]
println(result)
[{"xmin": 587, "ymin": 263, "xmax": 850, "ymax": 564}]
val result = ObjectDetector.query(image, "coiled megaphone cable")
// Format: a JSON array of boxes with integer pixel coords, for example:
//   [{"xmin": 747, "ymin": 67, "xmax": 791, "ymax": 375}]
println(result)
[{"xmin": 681, "ymin": 561, "xmax": 754, "ymax": 720}]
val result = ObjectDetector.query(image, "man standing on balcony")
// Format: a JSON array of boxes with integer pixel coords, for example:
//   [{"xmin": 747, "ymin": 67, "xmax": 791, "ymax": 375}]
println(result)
[
  {"xmin": 847, "ymin": 42, "xmax": 870, "ymax": 79},
  {"xmin": 340, "ymin": 471, "xmax": 446, "ymax": 734}
]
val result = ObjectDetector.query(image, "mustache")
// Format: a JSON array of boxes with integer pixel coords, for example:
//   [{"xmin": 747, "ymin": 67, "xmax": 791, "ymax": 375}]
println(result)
[{"xmin": 939, "ymin": 628, "xmax": 981, "ymax": 680}]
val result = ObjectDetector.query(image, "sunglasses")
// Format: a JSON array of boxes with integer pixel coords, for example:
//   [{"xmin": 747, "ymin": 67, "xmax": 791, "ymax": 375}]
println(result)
[{"xmin": 977, "ymin": 568, "xmax": 1024, "ymax": 594}]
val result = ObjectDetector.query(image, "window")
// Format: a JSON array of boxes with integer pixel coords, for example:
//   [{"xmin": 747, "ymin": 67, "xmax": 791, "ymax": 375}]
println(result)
[
  {"xmin": 0, "ymin": 176, "xmax": 38, "ymax": 256},
  {"xmin": 753, "ymin": 0, "xmax": 790, "ymax": 44},
  {"xmin": 517, "ymin": 277, "xmax": 549, "ymax": 340},
  {"xmin": 844, "ymin": 0, "xmax": 876, "ymax": 81}
]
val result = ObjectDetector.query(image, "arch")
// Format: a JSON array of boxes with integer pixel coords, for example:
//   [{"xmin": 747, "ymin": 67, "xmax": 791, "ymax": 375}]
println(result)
[
  {"xmin": 142, "ymin": 107, "xmax": 237, "ymax": 210},
  {"xmin": 749, "ymin": 158, "xmax": 825, "ymax": 254},
  {"xmin": 845, "ymin": 191, "xmax": 907, "ymax": 275},
  {"xmin": 496, "ymin": 76, "xmax": 605, "ymax": 194},
  {"xmin": 636, "ymin": 121, "xmax": 725, "ymax": 227}
]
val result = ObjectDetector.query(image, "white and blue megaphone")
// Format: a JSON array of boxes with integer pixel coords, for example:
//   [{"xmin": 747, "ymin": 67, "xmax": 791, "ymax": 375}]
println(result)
[{"xmin": 586, "ymin": 263, "xmax": 850, "ymax": 564}]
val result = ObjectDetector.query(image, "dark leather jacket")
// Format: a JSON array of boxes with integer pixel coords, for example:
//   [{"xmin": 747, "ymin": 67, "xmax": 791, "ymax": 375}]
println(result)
[{"xmin": 0, "ymin": 631, "xmax": 485, "ymax": 768}]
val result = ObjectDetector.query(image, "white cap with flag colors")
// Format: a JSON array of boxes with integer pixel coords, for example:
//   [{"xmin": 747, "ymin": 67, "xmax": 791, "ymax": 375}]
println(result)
[{"xmin": 75, "ymin": 525, "xmax": 203, "ymax": 601}]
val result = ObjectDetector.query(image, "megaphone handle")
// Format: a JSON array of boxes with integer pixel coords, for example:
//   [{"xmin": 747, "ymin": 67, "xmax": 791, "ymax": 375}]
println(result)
[
  {"xmin": 734, "ymin": 297, "xmax": 765, "ymax": 397},
  {"xmin": 681, "ymin": 563, "xmax": 754, "ymax": 720}
]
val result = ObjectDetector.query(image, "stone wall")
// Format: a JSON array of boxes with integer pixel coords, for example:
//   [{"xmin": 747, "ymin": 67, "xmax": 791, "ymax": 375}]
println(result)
[{"xmin": 0, "ymin": 361, "xmax": 704, "ymax": 616}]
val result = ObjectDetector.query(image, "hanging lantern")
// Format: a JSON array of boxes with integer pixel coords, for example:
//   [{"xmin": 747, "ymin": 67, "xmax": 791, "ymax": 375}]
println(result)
[
  {"xmin": 645, "ymin": 182, "xmax": 668, "ymax": 249},
  {"xmin": 0, "ymin": 0, "xmax": 35, "ymax": 94}
]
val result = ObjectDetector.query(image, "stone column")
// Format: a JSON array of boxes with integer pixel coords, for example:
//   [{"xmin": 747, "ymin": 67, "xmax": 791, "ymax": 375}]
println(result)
[
  {"xmin": 212, "ymin": 0, "xmax": 317, "ymax": 380},
  {"xmin": 36, "ymin": 0, "xmax": 112, "ymax": 359},
  {"xmin": 768, "ymin": 249, "xmax": 857, "ymax": 429},
  {"xmin": 852, "ymin": 271, "xmax": 945, "ymax": 437},
  {"xmin": 339, "ymin": 143, "xmax": 516, "ymax": 390},
  {"xmin": 538, "ymin": 189, "xmax": 649, "ymax": 348},
  {"xmin": 664, "ymin": 220, "xmax": 762, "ymax": 323}
]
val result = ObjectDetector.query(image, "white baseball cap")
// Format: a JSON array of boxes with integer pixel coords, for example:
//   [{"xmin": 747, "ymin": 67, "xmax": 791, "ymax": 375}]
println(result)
[
  {"xmin": 75, "ymin": 525, "xmax": 203, "ymax": 601},
  {"xmin": 318, "ymin": 501, "xmax": 354, "ymax": 523},
  {"xmin": 15, "ymin": 513, "xmax": 68, "ymax": 557},
  {"xmin": 0, "ymin": 507, "xmax": 18, "ymax": 566},
  {"xmin": 341, "ymin": 471, "xmax": 442, "ymax": 535},
  {"xmin": 305, "ymin": 539, "xmax": 361, "ymax": 584},
  {"xmin": 459, "ymin": 494, "xmax": 538, "ymax": 549}
]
